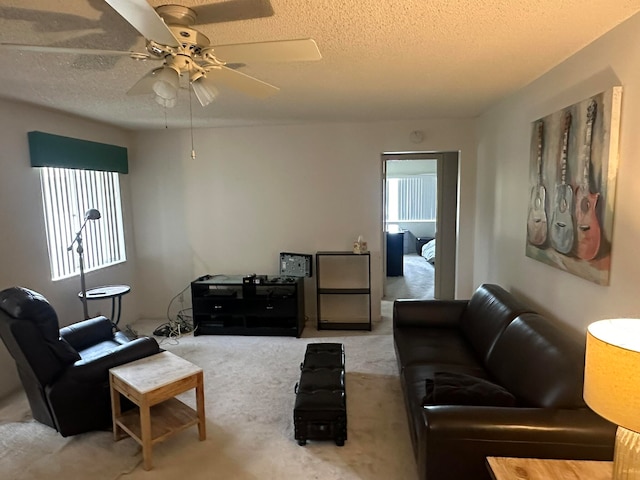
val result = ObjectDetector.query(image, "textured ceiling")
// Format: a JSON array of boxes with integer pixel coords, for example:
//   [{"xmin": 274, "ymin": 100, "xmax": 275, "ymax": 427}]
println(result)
[{"xmin": 0, "ymin": 0, "xmax": 639, "ymax": 130}]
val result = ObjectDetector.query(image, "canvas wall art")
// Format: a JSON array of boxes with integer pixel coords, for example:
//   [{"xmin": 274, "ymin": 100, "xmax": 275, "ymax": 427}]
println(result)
[{"xmin": 525, "ymin": 87, "xmax": 622, "ymax": 285}]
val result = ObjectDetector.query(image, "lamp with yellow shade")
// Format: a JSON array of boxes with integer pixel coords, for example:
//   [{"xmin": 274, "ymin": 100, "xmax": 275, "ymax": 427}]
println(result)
[{"xmin": 584, "ymin": 318, "xmax": 640, "ymax": 479}]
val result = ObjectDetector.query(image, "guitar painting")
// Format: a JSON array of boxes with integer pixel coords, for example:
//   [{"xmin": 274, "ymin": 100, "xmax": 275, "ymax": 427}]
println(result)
[
  {"xmin": 527, "ymin": 121, "xmax": 547, "ymax": 246},
  {"xmin": 575, "ymin": 100, "xmax": 601, "ymax": 260},
  {"xmin": 525, "ymin": 87, "xmax": 622, "ymax": 286},
  {"xmin": 550, "ymin": 112, "xmax": 574, "ymax": 255}
]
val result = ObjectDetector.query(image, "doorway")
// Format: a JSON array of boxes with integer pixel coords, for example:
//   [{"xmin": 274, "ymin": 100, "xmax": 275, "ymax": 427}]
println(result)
[{"xmin": 381, "ymin": 152, "xmax": 459, "ymax": 301}]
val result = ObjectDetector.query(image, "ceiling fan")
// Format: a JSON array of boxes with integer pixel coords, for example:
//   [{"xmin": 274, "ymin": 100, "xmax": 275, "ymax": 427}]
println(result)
[{"xmin": 0, "ymin": 0, "xmax": 322, "ymax": 108}]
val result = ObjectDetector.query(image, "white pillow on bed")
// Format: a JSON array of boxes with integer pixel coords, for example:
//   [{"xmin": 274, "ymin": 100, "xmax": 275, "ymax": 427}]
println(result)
[{"xmin": 421, "ymin": 239, "xmax": 436, "ymax": 264}]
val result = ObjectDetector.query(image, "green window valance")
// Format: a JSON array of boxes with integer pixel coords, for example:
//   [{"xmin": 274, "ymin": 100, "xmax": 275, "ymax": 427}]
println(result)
[{"xmin": 28, "ymin": 131, "xmax": 128, "ymax": 174}]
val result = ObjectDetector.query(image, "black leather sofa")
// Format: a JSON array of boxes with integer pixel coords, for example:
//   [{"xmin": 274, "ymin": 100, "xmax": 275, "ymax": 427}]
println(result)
[
  {"xmin": 393, "ymin": 283, "xmax": 616, "ymax": 480},
  {"xmin": 0, "ymin": 286, "xmax": 160, "ymax": 437}
]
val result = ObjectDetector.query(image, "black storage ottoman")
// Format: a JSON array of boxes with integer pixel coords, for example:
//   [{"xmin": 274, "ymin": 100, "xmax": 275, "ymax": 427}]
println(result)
[{"xmin": 294, "ymin": 343, "xmax": 347, "ymax": 446}]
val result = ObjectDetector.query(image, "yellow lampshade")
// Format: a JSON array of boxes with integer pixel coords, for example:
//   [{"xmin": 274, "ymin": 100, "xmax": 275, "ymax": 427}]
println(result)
[
  {"xmin": 584, "ymin": 318, "xmax": 640, "ymax": 480},
  {"xmin": 584, "ymin": 318, "xmax": 640, "ymax": 431}
]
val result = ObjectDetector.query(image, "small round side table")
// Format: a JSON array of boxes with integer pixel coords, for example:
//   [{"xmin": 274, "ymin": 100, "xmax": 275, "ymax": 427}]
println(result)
[{"xmin": 78, "ymin": 284, "xmax": 131, "ymax": 326}]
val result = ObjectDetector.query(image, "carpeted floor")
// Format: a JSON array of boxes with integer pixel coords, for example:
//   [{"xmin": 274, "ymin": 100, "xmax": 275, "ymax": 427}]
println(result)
[
  {"xmin": 0, "ymin": 301, "xmax": 417, "ymax": 480},
  {"xmin": 383, "ymin": 254, "xmax": 434, "ymax": 301}
]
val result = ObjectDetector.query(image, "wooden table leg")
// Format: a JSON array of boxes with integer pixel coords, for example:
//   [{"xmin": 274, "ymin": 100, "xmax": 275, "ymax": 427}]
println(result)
[
  {"xmin": 140, "ymin": 399, "xmax": 153, "ymax": 470},
  {"xmin": 196, "ymin": 371, "xmax": 206, "ymax": 441},
  {"xmin": 109, "ymin": 373, "xmax": 122, "ymax": 441}
]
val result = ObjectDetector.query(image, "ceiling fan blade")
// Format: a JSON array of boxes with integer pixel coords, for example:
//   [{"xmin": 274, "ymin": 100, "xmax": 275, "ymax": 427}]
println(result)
[
  {"xmin": 192, "ymin": 0, "xmax": 274, "ymax": 24},
  {"xmin": 206, "ymin": 66, "xmax": 279, "ymax": 99},
  {"xmin": 207, "ymin": 38, "xmax": 321, "ymax": 63},
  {"xmin": 126, "ymin": 69, "xmax": 158, "ymax": 96},
  {"xmin": 103, "ymin": 0, "xmax": 180, "ymax": 47},
  {"xmin": 0, "ymin": 42, "xmax": 152, "ymax": 59}
]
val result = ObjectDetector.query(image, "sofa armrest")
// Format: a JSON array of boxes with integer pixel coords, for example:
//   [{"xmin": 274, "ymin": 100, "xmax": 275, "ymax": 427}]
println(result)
[
  {"xmin": 65, "ymin": 337, "xmax": 161, "ymax": 382},
  {"xmin": 393, "ymin": 299, "xmax": 468, "ymax": 329},
  {"xmin": 422, "ymin": 405, "xmax": 615, "ymax": 443},
  {"xmin": 418, "ymin": 405, "xmax": 616, "ymax": 480},
  {"xmin": 45, "ymin": 337, "xmax": 160, "ymax": 436},
  {"xmin": 60, "ymin": 316, "xmax": 114, "ymax": 351}
]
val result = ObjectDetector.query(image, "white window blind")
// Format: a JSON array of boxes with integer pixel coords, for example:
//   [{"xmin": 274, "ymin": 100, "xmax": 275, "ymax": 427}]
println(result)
[
  {"xmin": 386, "ymin": 174, "xmax": 437, "ymax": 222},
  {"xmin": 40, "ymin": 167, "xmax": 126, "ymax": 280}
]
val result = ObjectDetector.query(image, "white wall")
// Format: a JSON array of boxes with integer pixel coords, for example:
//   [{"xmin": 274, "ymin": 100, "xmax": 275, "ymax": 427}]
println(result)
[
  {"xmin": 474, "ymin": 12, "xmax": 640, "ymax": 331},
  {"xmin": 0, "ymin": 99, "xmax": 136, "ymax": 397},
  {"xmin": 130, "ymin": 119, "xmax": 477, "ymax": 322}
]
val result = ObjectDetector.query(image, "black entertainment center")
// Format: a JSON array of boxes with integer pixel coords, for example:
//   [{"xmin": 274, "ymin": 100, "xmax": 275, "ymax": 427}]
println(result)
[{"xmin": 191, "ymin": 274, "xmax": 305, "ymax": 337}]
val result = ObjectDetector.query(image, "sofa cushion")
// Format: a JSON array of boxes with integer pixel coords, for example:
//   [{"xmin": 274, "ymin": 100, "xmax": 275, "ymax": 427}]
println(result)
[
  {"xmin": 394, "ymin": 326, "xmax": 480, "ymax": 369},
  {"xmin": 423, "ymin": 372, "xmax": 516, "ymax": 407},
  {"xmin": 459, "ymin": 284, "xmax": 535, "ymax": 364},
  {"xmin": 486, "ymin": 313, "xmax": 587, "ymax": 408}
]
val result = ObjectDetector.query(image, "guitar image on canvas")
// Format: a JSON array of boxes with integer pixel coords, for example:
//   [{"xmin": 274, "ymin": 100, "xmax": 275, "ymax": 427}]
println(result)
[
  {"xmin": 550, "ymin": 111, "xmax": 575, "ymax": 255},
  {"xmin": 527, "ymin": 120, "xmax": 547, "ymax": 246},
  {"xmin": 575, "ymin": 100, "xmax": 601, "ymax": 261}
]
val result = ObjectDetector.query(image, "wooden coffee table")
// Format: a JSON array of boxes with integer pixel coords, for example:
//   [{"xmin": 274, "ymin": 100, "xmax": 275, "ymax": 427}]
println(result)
[{"xmin": 109, "ymin": 351, "xmax": 206, "ymax": 470}]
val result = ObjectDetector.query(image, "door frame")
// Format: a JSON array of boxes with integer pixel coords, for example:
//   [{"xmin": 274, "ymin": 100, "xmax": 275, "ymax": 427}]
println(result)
[{"xmin": 381, "ymin": 151, "xmax": 459, "ymax": 300}]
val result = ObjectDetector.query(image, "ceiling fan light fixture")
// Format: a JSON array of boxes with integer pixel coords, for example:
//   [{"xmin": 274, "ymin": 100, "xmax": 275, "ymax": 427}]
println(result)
[
  {"xmin": 152, "ymin": 66, "xmax": 180, "ymax": 101},
  {"xmin": 154, "ymin": 95, "xmax": 177, "ymax": 108},
  {"xmin": 191, "ymin": 74, "xmax": 218, "ymax": 107}
]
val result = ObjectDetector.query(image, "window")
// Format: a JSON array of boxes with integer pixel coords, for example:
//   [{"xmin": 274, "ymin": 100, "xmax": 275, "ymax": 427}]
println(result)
[
  {"xmin": 40, "ymin": 167, "xmax": 126, "ymax": 280},
  {"xmin": 386, "ymin": 174, "xmax": 437, "ymax": 222}
]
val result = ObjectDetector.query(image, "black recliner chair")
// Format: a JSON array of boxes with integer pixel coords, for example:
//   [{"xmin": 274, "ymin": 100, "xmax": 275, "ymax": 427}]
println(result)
[{"xmin": 0, "ymin": 286, "xmax": 160, "ymax": 437}]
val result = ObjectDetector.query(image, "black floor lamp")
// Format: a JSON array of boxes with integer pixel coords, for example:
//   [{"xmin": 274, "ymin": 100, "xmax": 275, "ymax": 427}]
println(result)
[{"xmin": 67, "ymin": 208, "xmax": 101, "ymax": 319}]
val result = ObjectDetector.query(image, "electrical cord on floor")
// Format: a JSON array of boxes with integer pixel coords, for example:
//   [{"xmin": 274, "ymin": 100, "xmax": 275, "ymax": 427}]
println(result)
[
  {"xmin": 153, "ymin": 309, "xmax": 193, "ymax": 337},
  {"xmin": 153, "ymin": 284, "xmax": 194, "ymax": 342}
]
